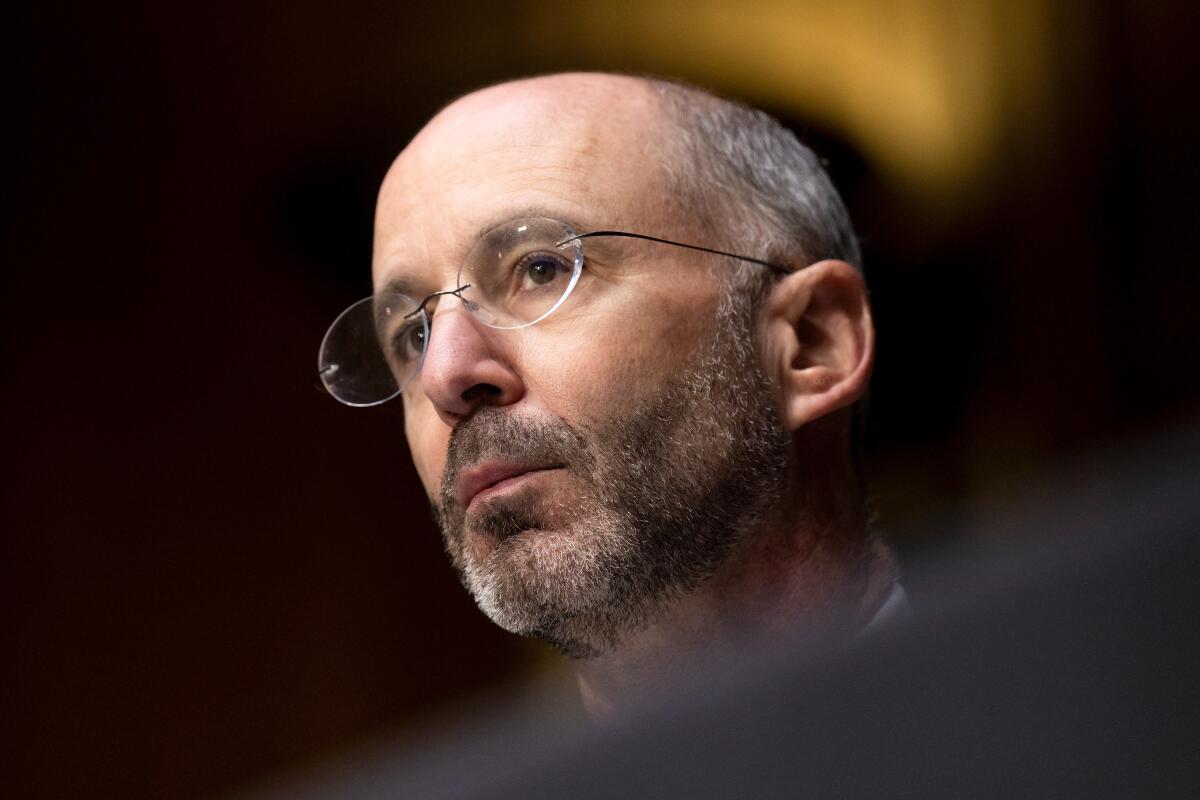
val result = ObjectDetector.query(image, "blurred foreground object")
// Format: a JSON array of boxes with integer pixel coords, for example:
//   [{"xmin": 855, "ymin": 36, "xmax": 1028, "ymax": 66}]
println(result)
[{"xmin": 239, "ymin": 420, "xmax": 1200, "ymax": 799}]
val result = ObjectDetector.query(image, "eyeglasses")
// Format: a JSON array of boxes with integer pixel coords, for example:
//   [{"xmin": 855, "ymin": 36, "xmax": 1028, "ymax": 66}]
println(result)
[{"xmin": 316, "ymin": 217, "xmax": 788, "ymax": 407}]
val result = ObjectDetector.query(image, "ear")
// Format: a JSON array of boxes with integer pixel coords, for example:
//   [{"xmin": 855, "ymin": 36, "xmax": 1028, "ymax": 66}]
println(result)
[{"xmin": 761, "ymin": 259, "xmax": 874, "ymax": 431}]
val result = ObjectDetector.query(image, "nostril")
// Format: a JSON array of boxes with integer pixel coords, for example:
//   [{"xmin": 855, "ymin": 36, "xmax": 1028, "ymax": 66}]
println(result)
[{"xmin": 461, "ymin": 383, "xmax": 502, "ymax": 403}]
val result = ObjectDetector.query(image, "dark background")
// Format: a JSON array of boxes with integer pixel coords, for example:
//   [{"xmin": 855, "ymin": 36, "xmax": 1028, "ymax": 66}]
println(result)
[{"xmin": 6, "ymin": 2, "xmax": 1199, "ymax": 797}]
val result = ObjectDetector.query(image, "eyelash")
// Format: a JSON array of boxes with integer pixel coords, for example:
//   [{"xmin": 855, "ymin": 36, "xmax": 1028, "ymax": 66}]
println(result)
[{"xmin": 512, "ymin": 251, "xmax": 572, "ymax": 278}]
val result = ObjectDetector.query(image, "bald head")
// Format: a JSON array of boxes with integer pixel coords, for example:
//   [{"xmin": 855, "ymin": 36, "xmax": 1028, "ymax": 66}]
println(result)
[
  {"xmin": 421, "ymin": 72, "xmax": 659, "ymax": 141},
  {"xmin": 375, "ymin": 74, "xmax": 694, "ymax": 281},
  {"xmin": 389, "ymin": 73, "xmax": 857, "ymax": 277}
]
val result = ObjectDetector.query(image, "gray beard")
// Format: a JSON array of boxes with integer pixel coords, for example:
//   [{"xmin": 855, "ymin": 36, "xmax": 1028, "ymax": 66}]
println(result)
[{"xmin": 435, "ymin": 300, "xmax": 791, "ymax": 658}]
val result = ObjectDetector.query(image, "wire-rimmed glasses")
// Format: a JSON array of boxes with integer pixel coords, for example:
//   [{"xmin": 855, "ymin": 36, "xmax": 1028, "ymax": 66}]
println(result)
[{"xmin": 316, "ymin": 216, "xmax": 787, "ymax": 407}]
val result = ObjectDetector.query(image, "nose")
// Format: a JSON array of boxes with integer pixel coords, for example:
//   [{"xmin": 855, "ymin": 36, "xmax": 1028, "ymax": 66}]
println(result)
[{"xmin": 418, "ymin": 298, "xmax": 524, "ymax": 425}]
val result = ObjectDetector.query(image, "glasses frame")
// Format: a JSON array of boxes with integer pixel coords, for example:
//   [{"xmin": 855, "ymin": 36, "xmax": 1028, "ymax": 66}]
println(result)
[
  {"xmin": 561, "ymin": 229, "xmax": 788, "ymax": 274},
  {"xmin": 315, "ymin": 226, "xmax": 791, "ymax": 406}
]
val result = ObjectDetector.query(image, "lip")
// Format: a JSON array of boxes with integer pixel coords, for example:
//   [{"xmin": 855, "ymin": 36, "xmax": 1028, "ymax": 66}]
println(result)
[{"xmin": 456, "ymin": 460, "xmax": 563, "ymax": 509}]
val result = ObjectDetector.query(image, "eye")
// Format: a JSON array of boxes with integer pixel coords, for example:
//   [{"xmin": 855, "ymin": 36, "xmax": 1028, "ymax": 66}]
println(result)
[
  {"xmin": 390, "ymin": 319, "xmax": 426, "ymax": 363},
  {"xmin": 514, "ymin": 251, "xmax": 570, "ymax": 291}
]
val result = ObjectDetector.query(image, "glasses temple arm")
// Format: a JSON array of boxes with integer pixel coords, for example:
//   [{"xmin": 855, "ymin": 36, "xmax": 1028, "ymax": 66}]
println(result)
[{"xmin": 559, "ymin": 230, "xmax": 791, "ymax": 274}]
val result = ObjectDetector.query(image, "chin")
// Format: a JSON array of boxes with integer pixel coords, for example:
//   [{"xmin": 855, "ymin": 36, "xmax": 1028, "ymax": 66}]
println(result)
[{"xmin": 460, "ymin": 509, "xmax": 643, "ymax": 646}]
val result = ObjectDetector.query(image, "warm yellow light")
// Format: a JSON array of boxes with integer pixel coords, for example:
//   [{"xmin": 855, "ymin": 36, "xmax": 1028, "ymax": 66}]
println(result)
[{"xmin": 519, "ymin": 0, "xmax": 1056, "ymax": 218}]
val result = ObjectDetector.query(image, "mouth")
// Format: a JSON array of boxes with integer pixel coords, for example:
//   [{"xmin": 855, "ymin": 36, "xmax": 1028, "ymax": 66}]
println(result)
[{"xmin": 456, "ymin": 461, "xmax": 565, "ymax": 510}]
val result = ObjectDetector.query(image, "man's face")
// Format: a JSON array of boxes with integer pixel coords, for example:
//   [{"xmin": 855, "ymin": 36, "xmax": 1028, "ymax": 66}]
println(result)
[{"xmin": 373, "ymin": 76, "xmax": 790, "ymax": 656}]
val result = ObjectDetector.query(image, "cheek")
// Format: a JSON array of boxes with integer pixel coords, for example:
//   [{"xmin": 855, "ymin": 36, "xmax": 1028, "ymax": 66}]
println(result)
[
  {"xmin": 530, "ymin": 295, "xmax": 709, "ymax": 422},
  {"xmin": 403, "ymin": 400, "xmax": 448, "ymax": 494}
]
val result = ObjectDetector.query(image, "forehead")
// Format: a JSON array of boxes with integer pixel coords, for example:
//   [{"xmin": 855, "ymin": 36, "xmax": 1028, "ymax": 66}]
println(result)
[{"xmin": 373, "ymin": 77, "xmax": 677, "ymax": 289}]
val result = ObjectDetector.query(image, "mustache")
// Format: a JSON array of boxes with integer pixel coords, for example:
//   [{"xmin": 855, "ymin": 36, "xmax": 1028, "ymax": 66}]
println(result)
[{"xmin": 439, "ymin": 407, "xmax": 589, "ymax": 514}]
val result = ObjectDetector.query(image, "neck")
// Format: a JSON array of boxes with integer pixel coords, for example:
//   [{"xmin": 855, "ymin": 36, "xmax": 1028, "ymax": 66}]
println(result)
[{"xmin": 574, "ymin": 433, "xmax": 897, "ymax": 721}]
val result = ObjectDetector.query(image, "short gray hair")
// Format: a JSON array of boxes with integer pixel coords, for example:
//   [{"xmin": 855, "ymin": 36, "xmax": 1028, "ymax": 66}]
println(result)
[
  {"xmin": 649, "ymin": 78, "xmax": 870, "ymax": 487},
  {"xmin": 648, "ymin": 79, "xmax": 861, "ymax": 282}
]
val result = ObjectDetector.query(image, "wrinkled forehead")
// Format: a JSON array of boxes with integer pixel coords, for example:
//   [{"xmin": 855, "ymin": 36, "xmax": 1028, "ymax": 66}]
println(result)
[{"xmin": 372, "ymin": 79, "xmax": 678, "ymax": 292}]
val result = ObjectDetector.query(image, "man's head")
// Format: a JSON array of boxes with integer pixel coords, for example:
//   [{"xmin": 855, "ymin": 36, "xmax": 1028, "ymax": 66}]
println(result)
[{"xmin": 370, "ymin": 73, "xmax": 873, "ymax": 657}]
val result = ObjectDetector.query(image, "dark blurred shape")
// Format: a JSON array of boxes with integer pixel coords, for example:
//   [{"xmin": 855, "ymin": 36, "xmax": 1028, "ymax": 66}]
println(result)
[{"xmin": 242, "ymin": 420, "xmax": 1200, "ymax": 799}]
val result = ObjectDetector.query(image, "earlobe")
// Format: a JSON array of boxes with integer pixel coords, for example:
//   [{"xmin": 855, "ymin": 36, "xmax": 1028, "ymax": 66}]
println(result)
[{"xmin": 763, "ymin": 260, "xmax": 874, "ymax": 431}]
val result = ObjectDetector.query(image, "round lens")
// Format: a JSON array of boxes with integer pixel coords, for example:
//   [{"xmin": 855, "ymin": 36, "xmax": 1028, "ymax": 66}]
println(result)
[
  {"xmin": 457, "ymin": 218, "xmax": 584, "ymax": 329},
  {"xmin": 318, "ymin": 293, "xmax": 425, "ymax": 406}
]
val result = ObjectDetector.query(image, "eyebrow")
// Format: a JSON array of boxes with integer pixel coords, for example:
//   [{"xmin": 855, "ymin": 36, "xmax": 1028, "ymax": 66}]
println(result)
[
  {"xmin": 376, "ymin": 205, "xmax": 593, "ymax": 298},
  {"xmin": 378, "ymin": 274, "xmax": 422, "ymax": 298}
]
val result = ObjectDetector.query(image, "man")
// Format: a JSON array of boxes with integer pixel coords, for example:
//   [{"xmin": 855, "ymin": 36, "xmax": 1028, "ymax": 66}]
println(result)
[{"xmin": 318, "ymin": 72, "xmax": 902, "ymax": 718}]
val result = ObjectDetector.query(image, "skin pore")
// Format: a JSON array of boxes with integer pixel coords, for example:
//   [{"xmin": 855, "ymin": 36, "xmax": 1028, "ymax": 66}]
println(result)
[{"xmin": 373, "ymin": 73, "xmax": 896, "ymax": 718}]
